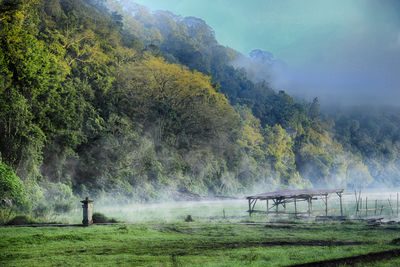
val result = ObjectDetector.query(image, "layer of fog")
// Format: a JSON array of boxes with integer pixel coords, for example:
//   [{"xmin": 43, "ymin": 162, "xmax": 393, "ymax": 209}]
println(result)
[
  {"xmin": 54, "ymin": 189, "xmax": 400, "ymax": 224},
  {"xmin": 226, "ymin": 0, "xmax": 400, "ymax": 107},
  {"xmin": 233, "ymin": 47, "xmax": 400, "ymax": 107}
]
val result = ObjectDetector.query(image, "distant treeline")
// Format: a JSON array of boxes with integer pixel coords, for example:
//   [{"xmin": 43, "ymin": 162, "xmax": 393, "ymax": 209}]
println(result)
[{"xmin": 0, "ymin": 0, "xmax": 399, "ymax": 215}]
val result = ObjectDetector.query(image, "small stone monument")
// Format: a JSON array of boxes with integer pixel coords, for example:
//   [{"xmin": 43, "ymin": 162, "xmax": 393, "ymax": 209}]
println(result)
[{"xmin": 81, "ymin": 197, "xmax": 93, "ymax": 226}]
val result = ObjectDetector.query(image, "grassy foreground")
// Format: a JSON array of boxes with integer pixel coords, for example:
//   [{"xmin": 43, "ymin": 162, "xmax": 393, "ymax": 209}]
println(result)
[{"xmin": 1, "ymin": 220, "xmax": 400, "ymax": 266}]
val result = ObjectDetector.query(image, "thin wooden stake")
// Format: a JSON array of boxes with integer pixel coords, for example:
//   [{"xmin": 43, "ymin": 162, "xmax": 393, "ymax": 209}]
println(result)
[
  {"xmin": 325, "ymin": 195, "xmax": 328, "ymax": 216},
  {"xmin": 388, "ymin": 199, "xmax": 394, "ymax": 215},
  {"xmin": 354, "ymin": 190, "xmax": 359, "ymax": 214}
]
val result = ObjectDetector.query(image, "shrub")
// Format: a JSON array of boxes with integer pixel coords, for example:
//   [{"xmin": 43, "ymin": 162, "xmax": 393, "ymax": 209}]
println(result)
[
  {"xmin": 185, "ymin": 215, "xmax": 194, "ymax": 222},
  {"xmin": 0, "ymin": 160, "xmax": 25, "ymax": 206},
  {"xmin": 92, "ymin": 212, "xmax": 119, "ymax": 223},
  {"xmin": 0, "ymin": 160, "xmax": 26, "ymax": 224},
  {"xmin": 32, "ymin": 202, "xmax": 51, "ymax": 218},
  {"xmin": 40, "ymin": 182, "xmax": 76, "ymax": 214},
  {"xmin": 7, "ymin": 215, "xmax": 36, "ymax": 225},
  {"xmin": 53, "ymin": 202, "xmax": 74, "ymax": 213}
]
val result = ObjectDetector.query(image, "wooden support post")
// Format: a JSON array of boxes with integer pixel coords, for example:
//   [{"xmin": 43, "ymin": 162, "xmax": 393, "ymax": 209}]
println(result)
[
  {"xmin": 266, "ymin": 199, "xmax": 269, "ymax": 216},
  {"xmin": 276, "ymin": 199, "xmax": 279, "ymax": 214},
  {"xmin": 325, "ymin": 195, "xmax": 328, "ymax": 216},
  {"xmin": 248, "ymin": 199, "xmax": 252, "ymax": 217},
  {"xmin": 283, "ymin": 201, "xmax": 286, "ymax": 214},
  {"xmin": 366, "ymin": 197, "xmax": 368, "ymax": 217},
  {"xmin": 308, "ymin": 197, "xmax": 313, "ymax": 216},
  {"xmin": 249, "ymin": 198, "xmax": 258, "ymax": 216},
  {"xmin": 294, "ymin": 198, "xmax": 297, "ymax": 217},
  {"xmin": 354, "ymin": 190, "xmax": 358, "ymax": 216},
  {"xmin": 375, "ymin": 200, "xmax": 377, "ymax": 216},
  {"xmin": 339, "ymin": 193, "xmax": 343, "ymax": 216}
]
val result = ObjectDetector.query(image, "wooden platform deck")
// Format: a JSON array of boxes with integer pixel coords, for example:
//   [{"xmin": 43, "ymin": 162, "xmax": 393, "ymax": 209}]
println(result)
[{"xmin": 246, "ymin": 189, "xmax": 344, "ymax": 217}]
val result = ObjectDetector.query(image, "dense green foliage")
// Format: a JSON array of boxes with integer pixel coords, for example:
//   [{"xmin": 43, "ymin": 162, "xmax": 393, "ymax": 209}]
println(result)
[
  {"xmin": 0, "ymin": 159, "xmax": 25, "ymax": 222},
  {"xmin": 0, "ymin": 159, "xmax": 25, "ymax": 206},
  {"xmin": 0, "ymin": 0, "xmax": 399, "ymax": 212}
]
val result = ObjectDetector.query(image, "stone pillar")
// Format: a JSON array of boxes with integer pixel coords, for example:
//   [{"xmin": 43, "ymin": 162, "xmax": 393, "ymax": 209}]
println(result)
[{"xmin": 81, "ymin": 197, "xmax": 93, "ymax": 226}]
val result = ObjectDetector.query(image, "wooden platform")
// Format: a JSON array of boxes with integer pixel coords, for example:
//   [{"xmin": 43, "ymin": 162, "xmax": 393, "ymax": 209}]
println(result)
[{"xmin": 246, "ymin": 189, "xmax": 344, "ymax": 217}]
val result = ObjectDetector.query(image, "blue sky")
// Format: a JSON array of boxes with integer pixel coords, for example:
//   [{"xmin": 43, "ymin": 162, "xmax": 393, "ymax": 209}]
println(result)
[{"xmin": 133, "ymin": 0, "xmax": 400, "ymax": 105}]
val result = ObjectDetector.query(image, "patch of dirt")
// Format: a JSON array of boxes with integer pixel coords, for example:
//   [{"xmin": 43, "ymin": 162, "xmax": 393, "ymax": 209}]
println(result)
[{"xmin": 286, "ymin": 248, "xmax": 400, "ymax": 267}]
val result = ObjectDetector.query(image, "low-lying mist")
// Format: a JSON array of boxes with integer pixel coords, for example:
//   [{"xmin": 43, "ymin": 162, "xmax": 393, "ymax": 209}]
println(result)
[
  {"xmin": 232, "ymin": 48, "xmax": 400, "ymax": 108},
  {"xmin": 47, "ymin": 187, "xmax": 400, "ymax": 225}
]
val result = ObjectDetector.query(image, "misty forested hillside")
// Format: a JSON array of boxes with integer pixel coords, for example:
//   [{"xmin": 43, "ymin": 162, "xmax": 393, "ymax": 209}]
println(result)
[{"xmin": 1, "ymin": 0, "xmax": 399, "ymax": 214}]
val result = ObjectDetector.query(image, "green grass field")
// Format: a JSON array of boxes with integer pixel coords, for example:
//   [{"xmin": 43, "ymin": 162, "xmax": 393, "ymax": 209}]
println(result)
[
  {"xmin": 2, "ymin": 199, "xmax": 400, "ymax": 266},
  {"xmin": 1, "ymin": 222, "xmax": 400, "ymax": 266}
]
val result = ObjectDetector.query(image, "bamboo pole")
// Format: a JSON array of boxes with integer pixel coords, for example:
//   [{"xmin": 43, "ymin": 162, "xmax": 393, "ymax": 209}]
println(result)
[
  {"xmin": 354, "ymin": 190, "xmax": 358, "ymax": 213},
  {"xmin": 339, "ymin": 193, "xmax": 343, "ymax": 216},
  {"xmin": 325, "ymin": 195, "xmax": 328, "ymax": 216},
  {"xmin": 358, "ymin": 190, "xmax": 362, "ymax": 216}
]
